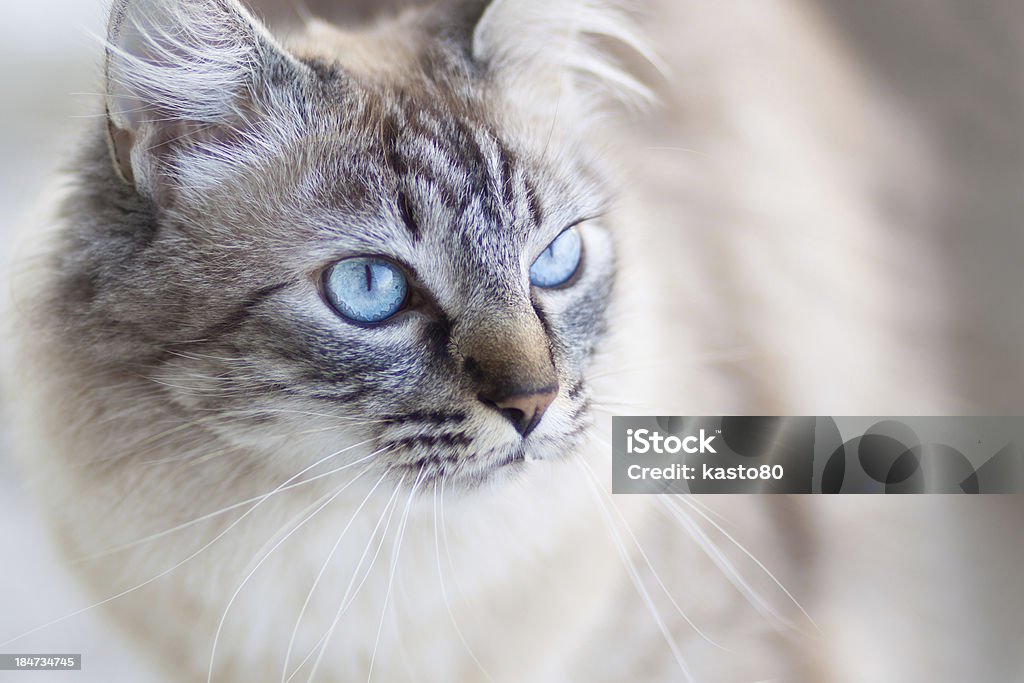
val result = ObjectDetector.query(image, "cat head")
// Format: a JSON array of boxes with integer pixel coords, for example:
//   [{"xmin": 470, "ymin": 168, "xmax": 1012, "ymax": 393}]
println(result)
[{"xmin": 57, "ymin": 0, "xmax": 650, "ymax": 490}]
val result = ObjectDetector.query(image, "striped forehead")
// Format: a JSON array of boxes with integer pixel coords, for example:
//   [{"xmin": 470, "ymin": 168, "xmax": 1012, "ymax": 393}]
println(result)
[{"xmin": 379, "ymin": 103, "xmax": 547, "ymax": 247}]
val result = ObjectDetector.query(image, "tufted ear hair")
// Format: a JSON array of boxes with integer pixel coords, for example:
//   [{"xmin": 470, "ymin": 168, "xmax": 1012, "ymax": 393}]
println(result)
[
  {"xmin": 470, "ymin": 0, "xmax": 659, "ymax": 110},
  {"xmin": 105, "ymin": 0, "xmax": 311, "ymax": 201}
]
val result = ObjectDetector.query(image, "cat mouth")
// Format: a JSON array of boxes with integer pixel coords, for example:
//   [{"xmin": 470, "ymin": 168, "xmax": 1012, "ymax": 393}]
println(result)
[
  {"xmin": 394, "ymin": 443, "xmax": 528, "ymax": 490},
  {"xmin": 383, "ymin": 398, "xmax": 592, "ymax": 490},
  {"xmin": 391, "ymin": 426, "xmax": 592, "ymax": 491}
]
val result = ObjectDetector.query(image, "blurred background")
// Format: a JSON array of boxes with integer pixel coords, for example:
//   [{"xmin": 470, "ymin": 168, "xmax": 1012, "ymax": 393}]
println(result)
[
  {"xmin": 0, "ymin": 1, "xmax": 1021, "ymax": 681},
  {"xmin": 819, "ymin": 0, "xmax": 1023, "ymax": 412},
  {"xmin": 0, "ymin": 2, "xmax": 156, "ymax": 681}
]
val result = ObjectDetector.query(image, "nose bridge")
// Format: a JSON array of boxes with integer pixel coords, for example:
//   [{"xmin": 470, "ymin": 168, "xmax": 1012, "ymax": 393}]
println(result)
[
  {"xmin": 455, "ymin": 302, "xmax": 560, "ymax": 437},
  {"xmin": 456, "ymin": 303, "xmax": 558, "ymax": 399}
]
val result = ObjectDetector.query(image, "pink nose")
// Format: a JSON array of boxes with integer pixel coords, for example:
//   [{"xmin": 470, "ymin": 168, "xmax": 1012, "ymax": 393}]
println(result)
[{"xmin": 482, "ymin": 386, "xmax": 558, "ymax": 437}]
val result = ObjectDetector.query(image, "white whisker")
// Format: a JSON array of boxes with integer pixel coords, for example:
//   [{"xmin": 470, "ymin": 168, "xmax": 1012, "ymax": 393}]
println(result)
[
  {"xmin": 434, "ymin": 476, "xmax": 496, "ymax": 682},
  {"xmin": 574, "ymin": 457, "xmax": 697, "ymax": 683},
  {"xmin": 280, "ymin": 467, "xmax": 394, "ymax": 683},
  {"xmin": 366, "ymin": 468, "xmax": 425, "ymax": 682},
  {"xmin": 666, "ymin": 496, "xmax": 816, "ymax": 629},
  {"xmin": 207, "ymin": 461, "xmax": 380, "ymax": 683},
  {"xmin": 577, "ymin": 451, "xmax": 726, "ymax": 651},
  {"xmin": 300, "ymin": 472, "xmax": 406, "ymax": 683},
  {"xmin": 2, "ymin": 441, "xmax": 385, "ymax": 648},
  {"xmin": 70, "ymin": 438, "xmax": 381, "ymax": 564},
  {"xmin": 587, "ymin": 429, "xmax": 808, "ymax": 631}
]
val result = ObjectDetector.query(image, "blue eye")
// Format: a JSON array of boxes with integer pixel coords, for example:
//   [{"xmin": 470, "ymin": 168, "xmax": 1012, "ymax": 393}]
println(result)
[
  {"xmin": 324, "ymin": 258, "xmax": 409, "ymax": 324},
  {"xmin": 530, "ymin": 228, "xmax": 582, "ymax": 288}
]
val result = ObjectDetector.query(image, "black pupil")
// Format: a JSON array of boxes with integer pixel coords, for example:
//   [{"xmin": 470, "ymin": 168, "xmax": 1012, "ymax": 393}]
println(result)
[{"xmin": 364, "ymin": 264, "xmax": 374, "ymax": 292}]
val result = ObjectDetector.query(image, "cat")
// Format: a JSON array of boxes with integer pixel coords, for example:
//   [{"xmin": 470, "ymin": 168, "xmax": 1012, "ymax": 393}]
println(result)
[{"xmin": 4, "ymin": 0, "xmax": 1015, "ymax": 681}]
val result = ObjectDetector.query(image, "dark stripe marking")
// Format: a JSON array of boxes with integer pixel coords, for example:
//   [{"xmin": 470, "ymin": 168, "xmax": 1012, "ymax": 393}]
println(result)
[
  {"xmin": 525, "ymin": 176, "xmax": 545, "ymax": 228},
  {"xmin": 396, "ymin": 189, "xmax": 421, "ymax": 240},
  {"xmin": 190, "ymin": 282, "xmax": 289, "ymax": 343},
  {"xmin": 495, "ymin": 139, "xmax": 518, "ymax": 212}
]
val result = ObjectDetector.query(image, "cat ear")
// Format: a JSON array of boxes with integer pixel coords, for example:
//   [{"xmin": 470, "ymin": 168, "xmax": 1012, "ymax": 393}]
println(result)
[
  {"xmin": 105, "ymin": 0, "xmax": 309, "ymax": 198},
  {"xmin": 470, "ymin": 0, "xmax": 659, "ymax": 109}
]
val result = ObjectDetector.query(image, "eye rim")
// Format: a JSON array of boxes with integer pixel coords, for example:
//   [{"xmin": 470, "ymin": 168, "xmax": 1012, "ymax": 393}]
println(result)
[
  {"xmin": 529, "ymin": 226, "xmax": 585, "ymax": 290},
  {"xmin": 319, "ymin": 255, "xmax": 413, "ymax": 327}
]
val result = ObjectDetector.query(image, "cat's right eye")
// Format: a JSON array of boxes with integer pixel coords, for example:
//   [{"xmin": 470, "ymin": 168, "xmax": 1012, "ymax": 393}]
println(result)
[{"xmin": 323, "ymin": 257, "xmax": 409, "ymax": 324}]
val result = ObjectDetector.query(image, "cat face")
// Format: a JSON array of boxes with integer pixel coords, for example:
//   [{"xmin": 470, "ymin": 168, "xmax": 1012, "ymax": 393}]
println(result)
[
  {"xmin": 143, "ymin": 88, "xmax": 615, "ymax": 490},
  {"xmin": 55, "ymin": 0, "xmax": 645, "ymax": 490}
]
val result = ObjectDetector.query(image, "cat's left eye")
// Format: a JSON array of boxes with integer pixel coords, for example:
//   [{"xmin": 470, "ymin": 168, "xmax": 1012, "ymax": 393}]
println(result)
[
  {"xmin": 323, "ymin": 257, "xmax": 409, "ymax": 324},
  {"xmin": 530, "ymin": 227, "xmax": 583, "ymax": 288}
]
